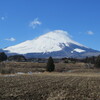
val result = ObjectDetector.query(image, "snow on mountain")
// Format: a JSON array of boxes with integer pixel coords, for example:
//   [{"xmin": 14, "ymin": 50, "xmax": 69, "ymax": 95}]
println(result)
[
  {"xmin": 4, "ymin": 30, "xmax": 84, "ymax": 54},
  {"xmin": 73, "ymin": 48, "xmax": 85, "ymax": 53},
  {"xmin": 3, "ymin": 30, "xmax": 100, "ymax": 58}
]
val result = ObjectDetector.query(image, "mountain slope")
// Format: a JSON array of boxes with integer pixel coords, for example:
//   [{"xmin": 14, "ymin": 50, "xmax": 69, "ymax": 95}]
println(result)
[{"xmin": 3, "ymin": 30, "xmax": 100, "ymax": 58}]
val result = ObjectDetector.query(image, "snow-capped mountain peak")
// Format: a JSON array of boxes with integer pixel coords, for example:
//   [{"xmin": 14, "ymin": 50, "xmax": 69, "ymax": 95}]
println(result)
[
  {"xmin": 40, "ymin": 30, "xmax": 83, "ymax": 47},
  {"xmin": 4, "ymin": 30, "xmax": 84, "ymax": 54},
  {"xmin": 3, "ymin": 30, "xmax": 100, "ymax": 58}
]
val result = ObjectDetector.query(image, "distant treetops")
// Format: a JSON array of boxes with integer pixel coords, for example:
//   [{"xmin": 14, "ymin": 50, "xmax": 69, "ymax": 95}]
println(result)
[
  {"xmin": 0, "ymin": 51, "xmax": 100, "ymax": 69},
  {"xmin": 8, "ymin": 55, "xmax": 26, "ymax": 62}
]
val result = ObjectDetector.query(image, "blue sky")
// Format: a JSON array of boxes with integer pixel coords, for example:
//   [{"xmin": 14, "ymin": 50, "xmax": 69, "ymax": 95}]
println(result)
[{"xmin": 0, "ymin": 0, "xmax": 100, "ymax": 50}]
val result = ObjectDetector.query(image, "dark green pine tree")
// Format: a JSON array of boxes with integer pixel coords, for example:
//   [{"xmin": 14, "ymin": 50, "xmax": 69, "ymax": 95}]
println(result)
[
  {"xmin": 0, "ymin": 52, "xmax": 7, "ymax": 62},
  {"xmin": 46, "ymin": 57, "xmax": 55, "ymax": 72}
]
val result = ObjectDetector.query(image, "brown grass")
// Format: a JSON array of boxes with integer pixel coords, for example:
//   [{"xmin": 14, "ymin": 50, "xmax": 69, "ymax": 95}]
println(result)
[
  {"xmin": 0, "ymin": 62, "xmax": 100, "ymax": 99},
  {"xmin": 0, "ymin": 73, "xmax": 100, "ymax": 100},
  {"xmin": 0, "ymin": 62, "xmax": 100, "ymax": 74}
]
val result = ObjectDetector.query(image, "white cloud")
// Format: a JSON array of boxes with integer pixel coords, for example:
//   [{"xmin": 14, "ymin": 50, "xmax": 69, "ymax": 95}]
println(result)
[
  {"xmin": 87, "ymin": 31, "xmax": 94, "ymax": 35},
  {"xmin": 29, "ymin": 18, "xmax": 42, "ymax": 29},
  {"xmin": 5, "ymin": 37, "xmax": 16, "ymax": 41}
]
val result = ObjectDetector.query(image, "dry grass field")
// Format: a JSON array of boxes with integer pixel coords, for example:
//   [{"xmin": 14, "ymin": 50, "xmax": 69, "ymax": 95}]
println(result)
[
  {"xmin": 0, "ymin": 72, "xmax": 100, "ymax": 100},
  {"xmin": 0, "ymin": 62, "xmax": 100, "ymax": 100},
  {"xmin": 0, "ymin": 62, "xmax": 96, "ymax": 73}
]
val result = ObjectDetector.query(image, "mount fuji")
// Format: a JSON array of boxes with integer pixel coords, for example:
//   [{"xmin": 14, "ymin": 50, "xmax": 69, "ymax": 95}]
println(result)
[{"xmin": 3, "ymin": 30, "xmax": 100, "ymax": 58}]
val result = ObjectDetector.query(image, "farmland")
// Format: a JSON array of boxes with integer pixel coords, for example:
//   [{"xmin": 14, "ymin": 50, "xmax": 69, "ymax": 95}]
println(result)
[
  {"xmin": 0, "ymin": 62, "xmax": 100, "ymax": 100},
  {"xmin": 0, "ymin": 72, "xmax": 100, "ymax": 100}
]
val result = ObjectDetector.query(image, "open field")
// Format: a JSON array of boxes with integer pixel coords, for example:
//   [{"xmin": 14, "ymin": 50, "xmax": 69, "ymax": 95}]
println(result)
[
  {"xmin": 0, "ymin": 72, "xmax": 100, "ymax": 100},
  {"xmin": 0, "ymin": 62, "xmax": 100, "ymax": 100},
  {"xmin": 0, "ymin": 62, "xmax": 98, "ymax": 73}
]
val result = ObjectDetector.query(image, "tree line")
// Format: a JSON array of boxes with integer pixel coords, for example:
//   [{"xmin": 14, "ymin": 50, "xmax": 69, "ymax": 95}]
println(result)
[{"xmin": 0, "ymin": 52, "xmax": 100, "ymax": 71}]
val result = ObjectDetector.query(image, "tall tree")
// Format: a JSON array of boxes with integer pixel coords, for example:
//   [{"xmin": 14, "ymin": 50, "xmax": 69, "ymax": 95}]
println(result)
[{"xmin": 46, "ymin": 57, "xmax": 55, "ymax": 72}]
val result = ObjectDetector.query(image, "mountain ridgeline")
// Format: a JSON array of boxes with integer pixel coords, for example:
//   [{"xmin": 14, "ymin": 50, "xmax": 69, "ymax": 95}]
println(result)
[{"xmin": 2, "ymin": 30, "xmax": 100, "ymax": 58}]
